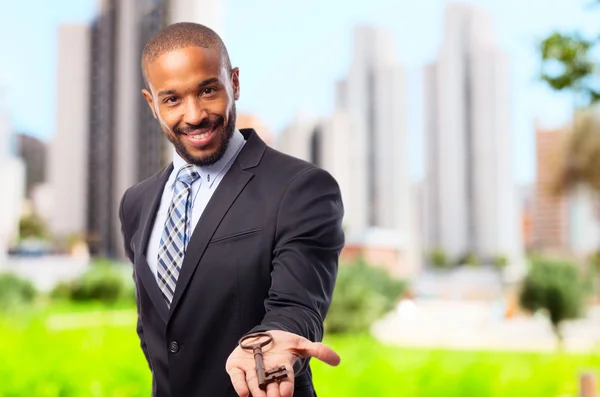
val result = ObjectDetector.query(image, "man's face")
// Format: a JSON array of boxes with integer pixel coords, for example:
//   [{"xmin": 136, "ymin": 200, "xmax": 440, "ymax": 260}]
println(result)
[{"xmin": 142, "ymin": 46, "xmax": 240, "ymax": 166}]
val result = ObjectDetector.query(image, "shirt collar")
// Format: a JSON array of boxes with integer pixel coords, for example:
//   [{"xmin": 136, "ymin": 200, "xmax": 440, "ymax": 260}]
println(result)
[{"xmin": 171, "ymin": 128, "xmax": 245, "ymax": 188}]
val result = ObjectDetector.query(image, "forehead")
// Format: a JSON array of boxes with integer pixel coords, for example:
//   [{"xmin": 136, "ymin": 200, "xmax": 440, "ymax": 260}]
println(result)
[{"xmin": 145, "ymin": 46, "xmax": 224, "ymax": 89}]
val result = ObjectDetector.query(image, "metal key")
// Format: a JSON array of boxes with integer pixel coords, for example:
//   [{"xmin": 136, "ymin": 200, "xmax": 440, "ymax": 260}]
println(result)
[{"xmin": 239, "ymin": 332, "xmax": 289, "ymax": 390}]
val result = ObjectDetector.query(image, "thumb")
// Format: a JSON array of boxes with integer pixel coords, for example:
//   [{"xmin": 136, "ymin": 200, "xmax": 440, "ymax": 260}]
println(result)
[{"xmin": 295, "ymin": 340, "xmax": 340, "ymax": 366}]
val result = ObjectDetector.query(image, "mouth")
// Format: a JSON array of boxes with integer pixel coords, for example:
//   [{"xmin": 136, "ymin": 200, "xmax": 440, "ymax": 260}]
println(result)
[{"xmin": 181, "ymin": 125, "xmax": 218, "ymax": 148}]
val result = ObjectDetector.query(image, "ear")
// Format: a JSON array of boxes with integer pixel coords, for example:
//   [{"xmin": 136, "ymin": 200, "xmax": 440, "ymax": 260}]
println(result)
[
  {"xmin": 142, "ymin": 88, "xmax": 158, "ymax": 119},
  {"xmin": 231, "ymin": 67, "xmax": 240, "ymax": 101}
]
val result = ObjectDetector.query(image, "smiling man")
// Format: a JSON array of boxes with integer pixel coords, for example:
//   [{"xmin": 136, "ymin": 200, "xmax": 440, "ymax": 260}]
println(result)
[{"xmin": 118, "ymin": 22, "xmax": 345, "ymax": 397}]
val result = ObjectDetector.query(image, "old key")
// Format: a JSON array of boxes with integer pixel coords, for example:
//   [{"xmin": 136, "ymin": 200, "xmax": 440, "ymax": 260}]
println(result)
[{"xmin": 239, "ymin": 332, "xmax": 288, "ymax": 390}]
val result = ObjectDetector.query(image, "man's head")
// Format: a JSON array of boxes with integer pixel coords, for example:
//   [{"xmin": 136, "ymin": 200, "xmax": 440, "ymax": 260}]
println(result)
[{"xmin": 141, "ymin": 22, "xmax": 239, "ymax": 166}]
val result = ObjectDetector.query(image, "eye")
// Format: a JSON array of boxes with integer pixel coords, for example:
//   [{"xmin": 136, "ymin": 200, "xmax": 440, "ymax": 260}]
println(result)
[
  {"xmin": 202, "ymin": 87, "xmax": 216, "ymax": 95},
  {"xmin": 165, "ymin": 96, "xmax": 178, "ymax": 103}
]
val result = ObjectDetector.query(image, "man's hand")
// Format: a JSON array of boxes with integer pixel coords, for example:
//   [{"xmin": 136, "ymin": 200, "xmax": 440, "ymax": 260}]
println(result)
[{"xmin": 225, "ymin": 330, "xmax": 340, "ymax": 397}]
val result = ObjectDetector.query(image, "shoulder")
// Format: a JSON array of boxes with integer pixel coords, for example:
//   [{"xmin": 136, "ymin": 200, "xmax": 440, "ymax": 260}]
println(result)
[
  {"xmin": 119, "ymin": 165, "xmax": 172, "ymax": 219},
  {"xmin": 260, "ymin": 146, "xmax": 338, "ymax": 187}
]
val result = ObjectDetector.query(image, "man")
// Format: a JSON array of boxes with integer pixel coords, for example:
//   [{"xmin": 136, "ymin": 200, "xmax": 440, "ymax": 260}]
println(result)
[{"xmin": 119, "ymin": 22, "xmax": 345, "ymax": 397}]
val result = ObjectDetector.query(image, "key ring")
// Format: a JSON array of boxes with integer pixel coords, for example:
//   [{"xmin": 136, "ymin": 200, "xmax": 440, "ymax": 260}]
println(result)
[{"xmin": 239, "ymin": 332, "xmax": 273, "ymax": 350}]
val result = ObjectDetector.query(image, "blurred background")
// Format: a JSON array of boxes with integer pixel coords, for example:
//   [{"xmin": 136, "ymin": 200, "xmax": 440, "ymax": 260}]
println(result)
[{"xmin": 1, "ymin": 0, "xmax": 600, "ymax": 396}]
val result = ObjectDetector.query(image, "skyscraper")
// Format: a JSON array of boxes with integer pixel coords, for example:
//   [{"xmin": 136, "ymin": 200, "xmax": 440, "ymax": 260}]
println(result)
[
  {"xmin": 277, "ymin": 26, "xmax": 421, "ymax": 276},
  {"xmin": 0, "ymin": 89, "xmax": 25, "ymax": 262},
  {"xmin": 169, "ymin": 0, "xmax": 223, "ymax": 37},
  {"xmin": 424, "ymin": 3, "xmax": 523, "ymax": 266},
  {"xmin": 49, "ymin": 24, "xmax": 90, "ymax": 242},
  {"xmin": 531, "ymin": 123, "xmax": 569, "ymax": 251},
  {"xmin": 84, "ymin": 0, "xmax": 223, "ymax": 258}
]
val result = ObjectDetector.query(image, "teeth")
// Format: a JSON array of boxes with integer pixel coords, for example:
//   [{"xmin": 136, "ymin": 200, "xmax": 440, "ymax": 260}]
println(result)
[{"xmin": 189, "ymin": 131, "xmax": 211, "ymax": 140}]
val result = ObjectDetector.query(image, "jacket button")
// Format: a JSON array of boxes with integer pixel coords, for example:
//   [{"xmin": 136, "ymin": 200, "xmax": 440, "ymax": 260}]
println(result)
[{"xmin": 169, "ymin": 341, "xmax": 179, "ymax": 353}]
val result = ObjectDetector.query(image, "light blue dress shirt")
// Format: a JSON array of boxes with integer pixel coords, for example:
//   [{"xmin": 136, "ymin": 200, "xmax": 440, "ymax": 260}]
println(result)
[{"xmin": 146, "ymin": 129, "xmax": 246, "ymax": 283}]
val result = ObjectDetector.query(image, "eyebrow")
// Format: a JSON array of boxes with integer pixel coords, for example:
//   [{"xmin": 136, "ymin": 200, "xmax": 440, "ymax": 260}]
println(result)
[{"xmin": 157, "ymin": 77, "xmax": 221, "ymax": 97}]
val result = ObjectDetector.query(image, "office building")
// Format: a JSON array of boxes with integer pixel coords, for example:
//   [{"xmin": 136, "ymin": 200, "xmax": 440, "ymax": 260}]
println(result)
[
  {"xmin": 48, "ymin": 24, "xmax": 90, "ymax": 242},
  {"xmin": 424, "ymin": 3, "xmax": 524, "ymax": 268},
  {"xmin": 0, "ymin": 90, "xmax": 25, "ymax": 262},
  {"xmin": 278, "ymin": 26, "xmax": 421, "ymax": 277}
]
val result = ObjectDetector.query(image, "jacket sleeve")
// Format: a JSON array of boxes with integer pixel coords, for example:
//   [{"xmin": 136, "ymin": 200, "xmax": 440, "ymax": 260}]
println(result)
[
  {"xmin": 119, "ymin": 188, "xmax": 152, "ymax": 371},
  {"xmin": 246, "ymin": 166, "xmax": 345, "ymax": 374}
]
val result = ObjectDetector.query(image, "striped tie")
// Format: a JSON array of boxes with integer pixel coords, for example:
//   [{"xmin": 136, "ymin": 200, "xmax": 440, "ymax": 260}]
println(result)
[{"xmin": 157, "ymin": 164, "xmax": 200, "ymax": 306}]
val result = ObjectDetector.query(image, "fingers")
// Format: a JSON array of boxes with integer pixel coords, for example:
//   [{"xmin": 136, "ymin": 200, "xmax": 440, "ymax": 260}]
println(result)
[
  {"xmin": 278, "ymin": 365, "xmax": 295, "ymax": 397},
  {"xmin": 266, "ymin": 381, "xmax": 281, "ymax": 397},
  {"xmin": 246, "ymin": 369, "xmax": 266, "ymax": 397},
  {"xmin": 296, "ymin": 339, "xmax": 341, "ymax": 366},
  {"xmin": 227, "ymin": 367, "xmax": 250, "ymax": 397},
  {"xmin": 279, "ymin": 379, "xmax": 294, "ymax": 397}
]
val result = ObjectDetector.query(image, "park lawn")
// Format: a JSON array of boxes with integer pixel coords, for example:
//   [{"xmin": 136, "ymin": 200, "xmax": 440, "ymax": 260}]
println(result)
[{"xmin": 0, "ymin": 304, "xmax": 598, "ymax": 397}]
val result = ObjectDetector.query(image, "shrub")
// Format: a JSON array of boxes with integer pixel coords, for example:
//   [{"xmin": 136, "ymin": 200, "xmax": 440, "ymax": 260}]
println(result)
[
  {"xmin": 325, "ymin": 258, "xmax": 407, "ymax": 334},
  {"xmin": 428, "ymin": 248, "xmax": 450, "ymax": 269},
  {"xmin": 0, "ymin": 272, "xmax": 37, "ymax": 312},
  {"xmin": 18, "ymin": 213, "xmax": 48, "ymax": 240},
  {"xmin": 519, "ymin": 258, "xmax": 585, "ymax": 348},
  {"xmin": 51, "ymin": 263, "xmax": 131, "ymax": 305},
  {"xmin": 492, "ymin": 254, "xmax": 508, "ymax": 270},
  {"xmin": 456, "ymin": 251, "xmax": 479, "ymax": 267}
]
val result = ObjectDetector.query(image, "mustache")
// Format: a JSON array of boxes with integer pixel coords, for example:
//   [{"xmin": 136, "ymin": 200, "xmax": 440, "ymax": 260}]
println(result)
[{"xmin": 175, "ymin": 116, "xmax": 224, "ymax": 134}]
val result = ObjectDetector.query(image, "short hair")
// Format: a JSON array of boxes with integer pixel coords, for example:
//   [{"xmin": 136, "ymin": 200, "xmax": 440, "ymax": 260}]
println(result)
[{"xmin": 141, "ymin": 22, "xmax": 232, "ymax": 87}]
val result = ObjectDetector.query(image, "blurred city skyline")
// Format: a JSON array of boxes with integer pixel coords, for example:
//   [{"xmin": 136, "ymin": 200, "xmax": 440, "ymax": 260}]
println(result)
[{"xmin": 1, "ymin": 0, "xmax": 598, "ymax": 185}]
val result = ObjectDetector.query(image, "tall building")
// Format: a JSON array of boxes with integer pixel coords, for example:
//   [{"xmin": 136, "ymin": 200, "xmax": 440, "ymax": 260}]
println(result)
[
  {"xmin": 424, "ymin": 3, "xmax": 523, "ymax": 268},
  {"xmin": 169, "ymin": 0, "xmax": 223, "ymax": 37},
  {"xmin": 277, "ymin": 26, "xmax": 421, "ymax": 277},
  {"xmin": 16, "ymin": 133, "xmax": 47, "ymax": 198},
  {"xmin": 336, "ymin": 25, "xmax": 409, "ymax": 235},
  {"xmin": 531, "ymin": 123, "xmax": 569, "ymax": 251},
  {"xmin": 0, "ymin": 89, "xmax": 26, "ymax": 262},
  {"xmin": 49, "ymin": 24, "xmax": 90, "ymax": 242},
  {"xmin": 236, "ymin": 113, "xmax": 272, "ymax": 146},
  {"xmin": 85, "ymin": 0, "xmax": 223, "ymax": 258}
]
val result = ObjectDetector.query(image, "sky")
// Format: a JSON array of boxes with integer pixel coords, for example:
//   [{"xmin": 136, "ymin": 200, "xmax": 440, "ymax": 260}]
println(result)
[{"xmin": 0, "ymin": 0, "xmax": 597, "ymax": 184}]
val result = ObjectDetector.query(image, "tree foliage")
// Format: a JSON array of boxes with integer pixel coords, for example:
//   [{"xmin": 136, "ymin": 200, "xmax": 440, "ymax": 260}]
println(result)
[
  {"xmin": 538, "ymin": 5, "xmax": 600, "ymax": 197},
  {"xmin": 519, "ymin": 259, "xmax": 585, "ymax": 347}
]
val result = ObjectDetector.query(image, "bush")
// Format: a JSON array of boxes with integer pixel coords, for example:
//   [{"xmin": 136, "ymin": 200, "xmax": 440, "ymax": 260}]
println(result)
[
  {"xmin": 427, "ymin": 248, "xmax": 450, "ymax": 269},
  {"xmin": 325, "ymin": 258, "xmax": 407, "ymax": 334},
  {"xmin": 519, "ymin": 258, "xmax": 585, "ymax": 348},
  {"xmin": 492, "ymin": 254, "xmax": 508, "ymax": 270},
  {"xmin": 456, "ymin": 251, "xmax": 479, "ymax": 267},
  {"xmin": 0, "ymin": 272, "xmax": 37, "ymax": 312},
  {"xmin": 51, "ymin": 263, "xmax": 131, "ymax": 305}
]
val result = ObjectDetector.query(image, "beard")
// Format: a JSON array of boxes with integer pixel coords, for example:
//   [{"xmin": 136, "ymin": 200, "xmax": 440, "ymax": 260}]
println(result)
[{"xmin": 167, "ymin": 104, "xmax": 237, "ymax": 166}]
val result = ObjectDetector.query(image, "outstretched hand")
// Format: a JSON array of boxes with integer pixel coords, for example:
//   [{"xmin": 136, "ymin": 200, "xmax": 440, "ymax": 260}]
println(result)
[{"xmin": 225, "ymin": 330, "xmax": 340, "ymax": 397}]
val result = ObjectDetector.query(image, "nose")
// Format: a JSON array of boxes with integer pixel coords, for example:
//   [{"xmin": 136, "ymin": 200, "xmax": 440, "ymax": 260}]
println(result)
[{"xmin": 182, "ymin": 98, "xmax": 207, "ymax": 126}]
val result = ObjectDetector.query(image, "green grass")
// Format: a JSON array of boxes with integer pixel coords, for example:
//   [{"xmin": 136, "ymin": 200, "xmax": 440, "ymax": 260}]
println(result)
[
  {"xmin": 0, "ymin": 303, "xmax": 598, "ymax": 396},
  {"xmin": 313, "ymin": 334, "xmax": 600, "ymax": 397}
]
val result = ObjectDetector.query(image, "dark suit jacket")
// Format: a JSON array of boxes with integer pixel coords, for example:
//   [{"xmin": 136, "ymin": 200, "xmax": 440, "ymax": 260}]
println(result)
[{"xmin": 119, "ymin": 129, "xmax": 345, "ymax": 397}]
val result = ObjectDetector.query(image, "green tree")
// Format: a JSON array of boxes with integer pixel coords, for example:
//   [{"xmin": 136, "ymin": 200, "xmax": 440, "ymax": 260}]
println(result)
[
  {"xmin": 538, "ymin": 2, "xmax": 600, "ymax": 256},
  {"xmin": 519, "ymin": 259, "xmax": 585, "ymax": 349},
  {"xmin": 324, "ymin": 258, "xmax": 407, "ymax": 334},
  {"xmin": 18, "ymin": 213, "xmax": 47, "ymax": 240}
]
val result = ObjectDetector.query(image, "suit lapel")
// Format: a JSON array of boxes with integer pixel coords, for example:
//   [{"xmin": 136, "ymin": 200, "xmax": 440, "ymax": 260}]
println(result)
[
  {"xmin": 133, "ymin": 164, "xmax": 173, "ymax": 324},
  {"xmin": 168, "ymin": 164, "xmax": 253, "ymax": 315},
  {"xmin": 168, "ymin": 129, "xmax": 266, "ymax": 317}
]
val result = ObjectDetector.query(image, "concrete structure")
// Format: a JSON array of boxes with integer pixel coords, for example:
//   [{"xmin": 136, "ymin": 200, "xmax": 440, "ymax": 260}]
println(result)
[
  {"xmin": 169, "ymin": 0, "xmax": 223, "ymax": 38},
  {"xmin": 48, "ymin": 0, "xmax": 224, "ymax": 259},
  {"xmin": 48, "ymin": 25, "xmax": 91, "ymax": 243},
  {"xmin": 423, "ymin": 3, "xmax": 524, "ymax": 272},
  {"xmin": 531, "ymin": 123, "xmax": 569, "ymax": 251},
  {"xmin": 236, "ymin": 113, "xmax": 272, "ymax": 146},
  {"xmin": 0, "ymin": 91, "xmax": 25, "ymax": 263},
  {"xmin": 84, "ymin": 0, "xmax": 224, "ymax": 258},
  {"xmin": 567, "ymin": 187, "xmax": 600, "ymax": 255},
  {"xmin": 277, "ymin": 26, "xmax": 421, "ymax": 277},
  {"xmin": 16, "ymin": 133, "xmax": 47, "ymax": 198}
]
